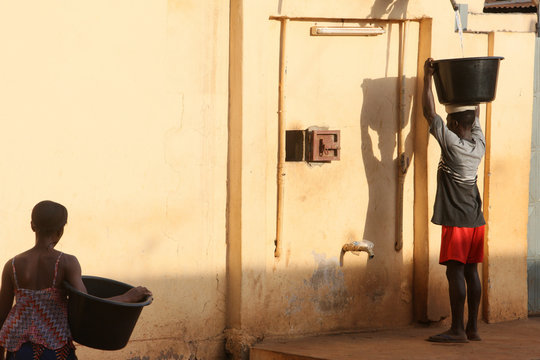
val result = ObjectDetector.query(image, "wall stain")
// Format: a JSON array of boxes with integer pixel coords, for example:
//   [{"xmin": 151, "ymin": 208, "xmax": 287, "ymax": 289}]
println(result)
[
  {"xmin": 304, "ymin": 251, "xmax": 351, "ymax": 313},
  {"xmin": 285, "ymin": 294, "xmax": 301, "ymax": 316}
]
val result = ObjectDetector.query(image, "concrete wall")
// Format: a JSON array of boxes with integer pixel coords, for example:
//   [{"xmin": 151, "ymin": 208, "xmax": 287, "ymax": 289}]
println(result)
[
  {"xmin": 228, "ymin": 1, "xmax": 535, "ymax": 357},
  {"xmin": 227, "ymin": 3, "xmax": 420, "ymax": 352},
  {"xmin": 0, "ymin": 1, "xmax": 229, "ymax": 359},
  {"xmin": 0, "ymin": 1, "xmax": 534, "ymax": 359},
  {"xmin": 482, "ymin": 32, "xmax": 534, "ymax": 322}
]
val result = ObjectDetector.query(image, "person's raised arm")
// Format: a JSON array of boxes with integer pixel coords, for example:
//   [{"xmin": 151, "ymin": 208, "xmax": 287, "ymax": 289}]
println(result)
[
  {"xmin": 422, "ymin": 58, "xmax": 437, "ymax": 126},
  {"xmin": 472, "ymin": 105, "xmax": 484, "ymax": 141},
  {"xmin": 0, "ymin": 261, "xmax": 15, "ymax": 360}
]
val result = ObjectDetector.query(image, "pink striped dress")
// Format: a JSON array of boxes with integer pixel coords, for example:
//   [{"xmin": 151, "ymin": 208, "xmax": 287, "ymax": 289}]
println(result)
[{"xmin": 0, "ymin": 253, "xmax": 75, "ymax": 359}]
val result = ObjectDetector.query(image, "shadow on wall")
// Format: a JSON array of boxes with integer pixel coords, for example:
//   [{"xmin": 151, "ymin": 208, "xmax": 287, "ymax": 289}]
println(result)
[
  {"xmin": 359, "ymin": 77, "xmax": 416, "ymax": 253},
  {"xmin": 95, "ymin": 250, "xmax": 529, "ymax": 360},
  {"xmin": 368, "ymin": 0, "xmax": 410, "ymax": 19},
  {"xmin": 74, "ymin": 274, "xmax": 227, "ymax": 360},
  {"xmin": 276, "ymin": 0, "xmax": 410, "ymax": 17}
]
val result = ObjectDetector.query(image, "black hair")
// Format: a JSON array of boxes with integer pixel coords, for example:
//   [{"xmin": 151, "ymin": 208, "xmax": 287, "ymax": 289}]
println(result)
[
  {"xmin": 31, "ymin": 200, "xmax": 68, "ymax": 236},
  {"xmin": 448, "ymin": 110, "xmax": 475, "ymax": 129}
]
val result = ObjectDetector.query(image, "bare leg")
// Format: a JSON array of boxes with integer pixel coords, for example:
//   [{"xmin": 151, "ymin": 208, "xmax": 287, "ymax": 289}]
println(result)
[
  {"xmin": 445, "ymin": 260, "xmax": 467, "ymax": 337},
  {"xmin": 464, "ymin": 263, "xmax": 482, "ymax": 340},
  {"xmin": 428, "ymin": 260, "xmax": 468, "ymax": 342}
]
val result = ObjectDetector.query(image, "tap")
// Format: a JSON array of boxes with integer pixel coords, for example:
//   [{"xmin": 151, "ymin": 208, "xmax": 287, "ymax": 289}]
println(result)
[
  {"xmin": 341, "ymin": 240, "xmax": 375, "ymax": 259},
  {"xmin": 450, "ymin": 0, "xmax": 459, "ymax": 10}
]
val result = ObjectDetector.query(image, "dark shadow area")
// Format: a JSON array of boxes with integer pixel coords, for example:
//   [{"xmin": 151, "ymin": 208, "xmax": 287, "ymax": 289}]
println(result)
[
  {"xmin": 73, "ymin": 273, "xmax": 228, "ymax": 360},
  {"xmin": 79, "ymin": 252, "xmax": 533, "ymax": 360},
  {"xmin": 285, "ymin": 130, "xmax": 305, "ymax": 161},
  {"xmin": 359, "ymin": 77, "xmax": 416, "ymax": 254},
  {"xmin": 252, "ymin": 312, "xmax": 540, "ymax": 359}
]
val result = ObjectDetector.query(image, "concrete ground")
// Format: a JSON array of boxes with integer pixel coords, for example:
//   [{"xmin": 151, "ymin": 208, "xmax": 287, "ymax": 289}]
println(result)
[{"xmin": 251, "ymin": 317, "xmax": 540, "ymax": 360}]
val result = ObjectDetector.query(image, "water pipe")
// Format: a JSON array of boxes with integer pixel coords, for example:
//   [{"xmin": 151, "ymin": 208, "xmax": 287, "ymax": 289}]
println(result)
[
  {"xmin": 275, "ymin": 18, "xmax": 288, "ymax": 258},
  {"xmin": 395, "ymin": 20, "xmax": 409, "ymax": 252},
  {"xmin": 341, "ymin": 240, "xmax": 375, "ymax": 259}
]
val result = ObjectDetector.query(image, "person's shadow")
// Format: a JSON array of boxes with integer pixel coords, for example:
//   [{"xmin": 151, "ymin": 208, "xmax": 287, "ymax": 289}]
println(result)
[
  {"xmin": 277, "ymin": 0, "xmax": 409, "ymax": 17},
  {"xmin": 359, "ymin": 77, "xmax": 416, "ymax": 255},
  {"xmin": 368, "ymin": 0, "xmax": 410, "ymax": 19}
]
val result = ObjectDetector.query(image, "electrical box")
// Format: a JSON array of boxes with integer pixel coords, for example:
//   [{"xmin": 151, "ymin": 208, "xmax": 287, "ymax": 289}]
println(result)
[
  {"xmin": 285, "ymin": 130, "xmax": 305, "ymax": 161},
  {"xmin": 307, "ymin": 130, "xmax": 340, "ymax": 162}
]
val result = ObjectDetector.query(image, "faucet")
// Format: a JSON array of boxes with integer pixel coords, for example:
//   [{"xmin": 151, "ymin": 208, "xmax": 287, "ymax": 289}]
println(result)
[
  {"xmin": 341, "ymin": 240, "xmax": 375, "ymax": 259},
  {"xmin": 450, "ymin": 0, "xmax": 458, "ymax": 10}
]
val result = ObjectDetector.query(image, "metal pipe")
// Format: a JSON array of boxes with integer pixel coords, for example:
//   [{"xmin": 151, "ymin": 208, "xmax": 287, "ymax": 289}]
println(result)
[
  {"xmin": 275, "ymin": 18, "xmax": 288, "ymax": 258},
  {"xmin": 341, "ymin": 240, "xmax": 375, "ymax": 259},
  {"xmin": 395, "ymin": 20, "xmax": 409, "ymax": 252},
  {"xmin": 269, "ymin": 15, "xmax": 421, "ymax": 25}
]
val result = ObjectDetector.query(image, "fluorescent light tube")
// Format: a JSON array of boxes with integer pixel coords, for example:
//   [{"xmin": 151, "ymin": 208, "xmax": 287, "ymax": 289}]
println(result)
[{"xmin": 310, "ymin": 26, "xmax": 385, "ymax": 36}]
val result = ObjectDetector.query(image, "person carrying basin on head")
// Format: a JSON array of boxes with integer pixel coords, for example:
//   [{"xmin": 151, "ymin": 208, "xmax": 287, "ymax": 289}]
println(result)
[
  {"xmin": 422, "ymin": 58, "xmax": 486, "ymax": 344},
  {"xmin": 0, "ymin": 200, "xmax": 152, "ymax": 360}
]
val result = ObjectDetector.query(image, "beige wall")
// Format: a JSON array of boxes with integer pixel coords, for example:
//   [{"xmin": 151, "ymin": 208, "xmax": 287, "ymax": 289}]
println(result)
[
  {"xmin": 229, "ymin": 0, "xmax": 536, "ymax": 356},
  {"xmin": 0, "ymin": 1, "xmax": 229, "ymax": 359},
  {"xmin": 482, "ymin": 32, "xmax": 534, "ymax": 322},
  {"xmin": 259, "ymin": 18, "xmax": 417, "ymax": 333},
  {"xmin": 0, "ymin": 1, "xmax": 535, "ymax": 359}
]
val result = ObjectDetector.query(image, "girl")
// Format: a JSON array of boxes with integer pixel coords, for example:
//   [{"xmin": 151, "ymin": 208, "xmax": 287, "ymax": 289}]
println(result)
[{"xmin": 0, "ymin": 200, "xmax": 151, "ymax": 359}]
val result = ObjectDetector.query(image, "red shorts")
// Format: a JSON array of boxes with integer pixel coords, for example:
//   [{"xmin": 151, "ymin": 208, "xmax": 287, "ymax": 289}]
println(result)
[{"xmin": 439, "ymin": 225, "xmax": 485, "ymax": 264}]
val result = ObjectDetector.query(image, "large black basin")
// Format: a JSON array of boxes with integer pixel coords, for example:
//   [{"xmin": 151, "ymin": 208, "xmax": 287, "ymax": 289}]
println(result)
[
  {"xmin": 432, "ymin": 56, "xmax": 504, "ymax": 105},
  {"xmin": 64, "ymin": 276, "xmax": 152, "ymax": 350}
]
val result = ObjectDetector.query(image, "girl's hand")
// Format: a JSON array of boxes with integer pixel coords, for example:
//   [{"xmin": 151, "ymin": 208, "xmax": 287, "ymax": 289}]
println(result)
[
  {"xmin": 121, "ymin": 286, "xmax": 152, "ymax": 303},
  {"xmin": 104, "ymin": 285, "xmax": 152, "ymax": 303}
]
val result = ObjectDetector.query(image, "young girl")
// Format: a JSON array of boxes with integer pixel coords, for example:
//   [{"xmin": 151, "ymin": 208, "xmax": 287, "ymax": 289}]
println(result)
[{"xmin": 0, "ymin": 200, "xmax": 152, "ymax": 359}]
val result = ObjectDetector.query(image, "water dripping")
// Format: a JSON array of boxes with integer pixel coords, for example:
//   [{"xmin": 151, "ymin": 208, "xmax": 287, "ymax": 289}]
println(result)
[{"xmin": 455, "ymin": 9, "xmax": 464, "ymax": 57}]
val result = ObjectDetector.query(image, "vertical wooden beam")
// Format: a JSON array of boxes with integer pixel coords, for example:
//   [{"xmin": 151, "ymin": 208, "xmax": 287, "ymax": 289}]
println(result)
[
  {"xmin": 226, "ymin": 0, "xmax": 243, "ymax": 331},
  {"xmin": 482, "ymin": 31, "xmax": 495, "ymax": 322},
  {"xmin": 413, "ymin": 18, "xmax": 432, "ymax": 323}
]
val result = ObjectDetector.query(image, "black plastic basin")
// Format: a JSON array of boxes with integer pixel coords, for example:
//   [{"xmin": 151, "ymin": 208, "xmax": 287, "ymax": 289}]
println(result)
[
  {"xmin": 432, "ymin": 56, "xmax": 504, "ymax": 105},
  {"xmin": 64, "ymin": 276, "xmax": 152, "ymax": 350}
]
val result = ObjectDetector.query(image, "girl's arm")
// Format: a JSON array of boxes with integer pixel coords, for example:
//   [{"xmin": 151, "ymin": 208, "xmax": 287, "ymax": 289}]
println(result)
[
  {"xmin": 64, "ymin": 254, "xmax": 151, "ymax": 303},
  {"xmin": 0, "ymin": 261, "xmax": 15, "ymax": 360},
  {"xmin": 63, "ymin": 254, "xmax": 87, "ymax": 294},
  {"xmin": 107, "ymin": 286, "xmax": 152, "ymax": 303}
]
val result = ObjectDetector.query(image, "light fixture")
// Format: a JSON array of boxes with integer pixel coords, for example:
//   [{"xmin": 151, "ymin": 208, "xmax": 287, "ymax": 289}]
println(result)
[{"xmin": 310, "ymin": 26, "xmax": 385, "ymax": 36}]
